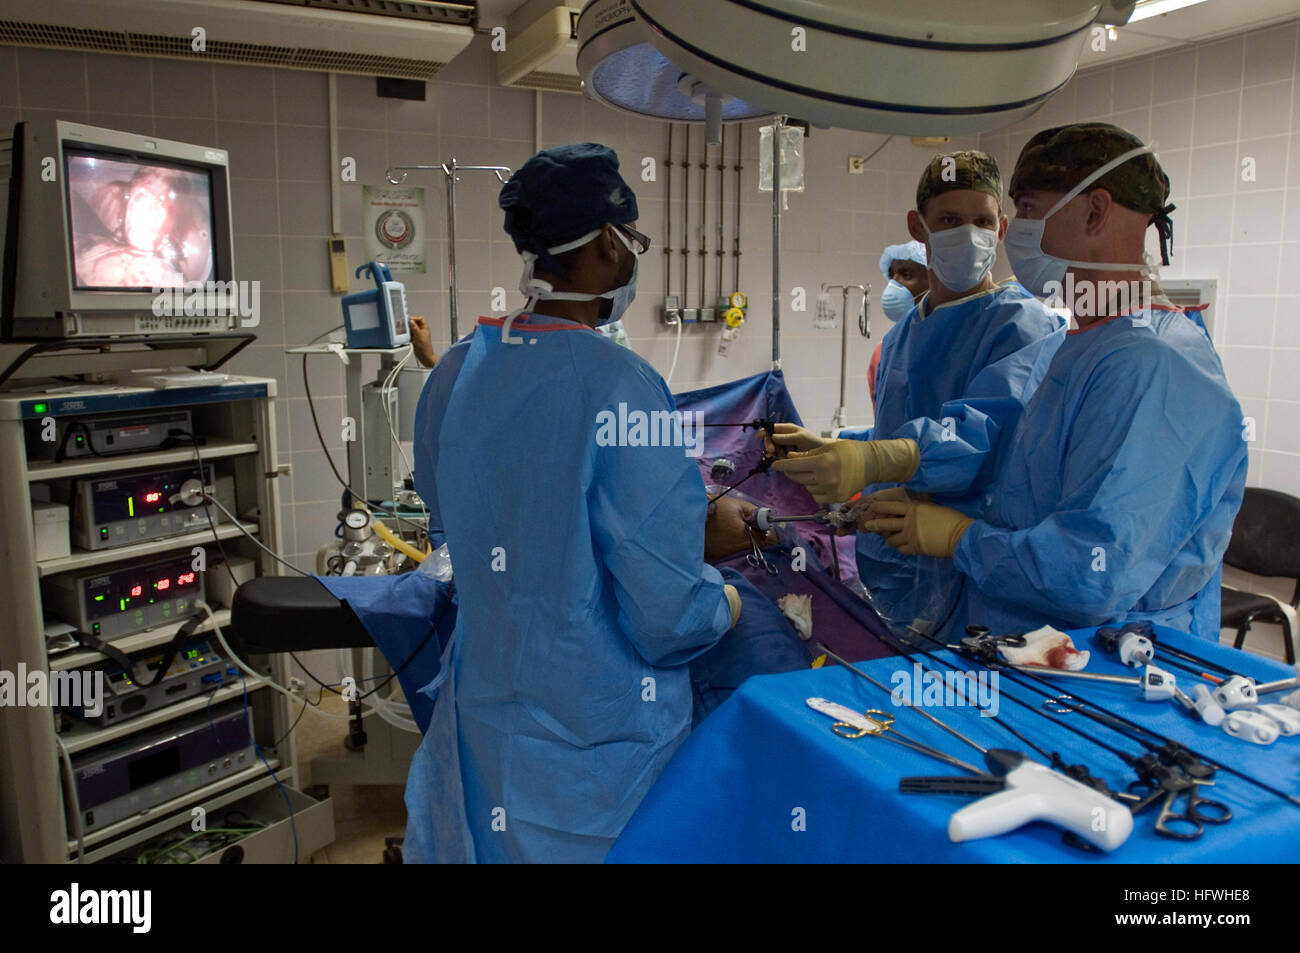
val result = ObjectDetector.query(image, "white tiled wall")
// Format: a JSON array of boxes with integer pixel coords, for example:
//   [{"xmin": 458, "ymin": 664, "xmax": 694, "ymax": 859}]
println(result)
[
  {"xmin": 3, "ymin": 18, "xmax": 1298, "ymax": 567},
  {"xmin": 981, "ymin": 19, "xmax": 1300, "ymax": 499}
]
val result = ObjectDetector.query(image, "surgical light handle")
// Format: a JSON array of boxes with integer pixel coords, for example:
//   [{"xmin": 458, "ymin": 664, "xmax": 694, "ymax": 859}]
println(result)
[{"xmin": 948, "ymin": 752, "xmax": 1134, "ymax": 851}]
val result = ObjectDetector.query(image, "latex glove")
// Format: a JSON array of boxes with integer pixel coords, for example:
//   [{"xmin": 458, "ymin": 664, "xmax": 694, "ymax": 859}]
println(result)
[
  {"xmin": 724, "ymin": 584, "xmax": 743, "ymax": 629},
  {"xmin": 410, "ymin": 316, "xmax": 439, "ymax": 368},
  {"xmin": 771, "ymin": 438, "xmax": 920, "ymax": 504},
  {"xmin": 859, "ymin": 499, "xmax": 973, "ymax": 558},
  {"xmin": 834, "ymin": 486, "xmax": 911, "ymax": 535},
  {"xmin": 760, "ymin": 422, "xmax": 825, "ymax": 455}
]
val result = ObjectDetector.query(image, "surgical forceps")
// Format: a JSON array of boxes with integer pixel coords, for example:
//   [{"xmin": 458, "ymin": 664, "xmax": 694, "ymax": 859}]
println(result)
[
  {"xmin": 1122, "ymin": 772, "xmax": 1232, "ymax": 840},
  {"xmin": 807, "ymin": 699, "xmax": 985, "ymax": 776},
  {"xmin": 745, "ymin": 526, "xmax": 778, "ymax": 575}
]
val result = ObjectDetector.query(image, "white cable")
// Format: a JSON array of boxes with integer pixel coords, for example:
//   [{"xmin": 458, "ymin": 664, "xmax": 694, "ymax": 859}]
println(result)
[
  {"xmin": 665, "ymin": 315, "xmax": 683, "ymax": 385},
  {"xmin": 54, "ymin": 733, "xmax": 86, "ymax": 864},
  {"xmin": 199, "ymin": 600, "xmax": 371, "ymax": 723},
  {"xmin": 380, "ymin": 345, "xmax": 430, "ymax": 527},
  {"xmin": 362, "ymin": 647, "xmax": 419, "ymax": 733},
  {"xmin": 201, "ymin": 494, "xmax": 312, "ymax": 578}
]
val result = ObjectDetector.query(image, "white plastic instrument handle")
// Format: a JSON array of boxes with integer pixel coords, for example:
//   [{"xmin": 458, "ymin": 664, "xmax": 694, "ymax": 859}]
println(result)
[
  {"xmin": 1222, "ymin": 709, "xmax": 1279, "ymax": 745},
  {"xmin": 1118, "ymin": 632, "xmax": 1154, "ymax": 668},
  {"xmin": 1141, "ymin": 664, "xmax": 1177, "ymax": 702},
  {"xmin": 1191, "ymin": 684, "xmax": 1226, "ymax": 726},
  {"xmin": 947, "ymin": 761, "xmax": 1133, "ymax": 851},
  {"xmin": 1256, "ymin": 703, "xmax": 1300, "ymax": 736},
  {"xmin": 1213, "ymin": 675, "xmax": 1258, "ymax": 711}
]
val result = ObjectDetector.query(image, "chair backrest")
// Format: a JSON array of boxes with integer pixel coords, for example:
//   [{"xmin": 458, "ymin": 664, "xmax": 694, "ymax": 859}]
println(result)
[{"xmin": 1223, "ymin": 487, "xmax": 1300, "ymax": 583}]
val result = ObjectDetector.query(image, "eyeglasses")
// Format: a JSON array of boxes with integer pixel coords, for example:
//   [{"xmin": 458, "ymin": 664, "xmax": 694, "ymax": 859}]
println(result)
[{"xmin": 616, "ymin": 223, "xmax": 651, "ymax": 255}]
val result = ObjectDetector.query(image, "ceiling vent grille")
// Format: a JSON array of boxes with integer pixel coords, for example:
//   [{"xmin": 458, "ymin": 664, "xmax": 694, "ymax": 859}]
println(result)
[{"xmin": 0, "ymin": 0, "xmax": 475, "ymax": 80}]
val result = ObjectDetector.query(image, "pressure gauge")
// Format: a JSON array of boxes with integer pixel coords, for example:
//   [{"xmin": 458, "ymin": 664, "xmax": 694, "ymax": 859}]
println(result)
[
  {"xmin": 729, "ymin": 292, "xmax": 747, "ymax": 309},
  {"xmin": 342, "ymin": 509, "xmax": 372, "ymax": 542}
]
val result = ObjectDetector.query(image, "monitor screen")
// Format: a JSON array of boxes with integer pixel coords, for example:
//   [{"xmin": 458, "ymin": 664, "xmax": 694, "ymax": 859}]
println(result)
[{"xmin": 64, "ymin": 150, "xmax": 216, "ymax": 291}]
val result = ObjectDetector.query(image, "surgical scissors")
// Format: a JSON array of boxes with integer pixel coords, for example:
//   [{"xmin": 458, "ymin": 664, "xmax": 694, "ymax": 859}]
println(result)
[
  {"xmin": 809, "ymin": 700, "xmax": 985, "ymax": 776},
  {"xmin": 1124, "ymin": 774, "xmax": 1232, "ymax": 840},
  {"xmin": 745, "ymin": 526, "xmax": 778, "ymax": 575}
]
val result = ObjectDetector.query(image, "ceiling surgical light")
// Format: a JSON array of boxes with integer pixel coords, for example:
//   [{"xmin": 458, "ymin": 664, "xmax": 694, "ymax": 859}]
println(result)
[
  {"xmin": 1127, "ymin": 0, "xmax": 1212, "ymax": 23},
  {"xmin": 577, "ymin": 0, "xmax": 773, "ymax": 143},
  {"xmin": 580, "ymin": 0, "xmax": 1138, "ymax": 136}
]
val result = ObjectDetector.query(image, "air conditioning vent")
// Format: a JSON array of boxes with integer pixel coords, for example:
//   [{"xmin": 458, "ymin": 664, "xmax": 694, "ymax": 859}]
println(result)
[{"xmin": 0, "ymin": 0, "xmax": 475, "ymax": 80}]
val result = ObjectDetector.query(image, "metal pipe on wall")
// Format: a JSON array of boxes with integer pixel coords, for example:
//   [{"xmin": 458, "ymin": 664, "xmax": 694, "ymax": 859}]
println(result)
[
  {"xmin": 681, "ymin": 124, "xmax": 690, "ymax": 311},
  {"xmin": 665, "ymin": 123, "xmax": 674, "ymax": 301},
  {"xmin": 716, "ymin": 125, "xmax": 725, "ymax": 304},
  {"xmin": 734, "ymin": 125, "xmax": 742, "ymax": 293},
  {"xmin": 699, "ymin": 137, "xmax": 707, "ymax": 310}
]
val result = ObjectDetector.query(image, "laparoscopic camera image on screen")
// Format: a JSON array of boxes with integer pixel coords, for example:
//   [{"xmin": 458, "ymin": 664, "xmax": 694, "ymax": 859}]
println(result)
[{"xmin": 65, "ymin": 152, "xmax": 216, "ymax": 290}]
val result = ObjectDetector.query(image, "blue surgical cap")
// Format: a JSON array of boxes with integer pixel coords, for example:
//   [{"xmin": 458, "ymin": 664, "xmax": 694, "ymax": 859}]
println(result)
[
  {"xmin": 879, "ymin": 240, "xmax": 927, "ymax": 279},
  {"xmin": 499, "ymin": 143, "xmax": 639, "ymax": 277}
]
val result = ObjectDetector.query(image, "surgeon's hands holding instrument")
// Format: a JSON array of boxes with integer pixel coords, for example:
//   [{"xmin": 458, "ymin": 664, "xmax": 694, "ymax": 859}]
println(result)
[
  {"xmin": 859, "ymin": 498, "xmax": 973, "ymax": 558},
  {"xmin": 759, "ymin": 422, "xmax": 825, "ymax": 455},
  {"xmin": 772, "ymin": 437, "xmax": 921, "ymax": 504}
]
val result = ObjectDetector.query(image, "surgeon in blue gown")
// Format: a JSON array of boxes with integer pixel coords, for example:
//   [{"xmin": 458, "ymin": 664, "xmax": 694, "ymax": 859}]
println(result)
[
  {"xmin": 772, "ymin": 150, "xmax": 1065, "ymax": 631},
  {"xmin": 405, "ymin": 144, "xmax": 742, "ymax": 864},
  {"xmin": 861, "ymin": 123, "xmax": 1247, "ymax": 642}
]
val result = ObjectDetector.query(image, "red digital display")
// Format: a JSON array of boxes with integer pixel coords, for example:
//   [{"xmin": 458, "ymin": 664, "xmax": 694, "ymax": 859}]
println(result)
[
  {"xmin": 177, "ymin": 572, "xmax": 196, "ymax": 586},
  {"xmin": 130, "ymin": 585, "xmax": 143, "ymax": 598},
  {"xmin": 144, "ymin": 491, "xmax": 161, "ymax": 503},
  {"xmin": 156, "ymin": 578, "xmax": 170, "ymax": 591}
]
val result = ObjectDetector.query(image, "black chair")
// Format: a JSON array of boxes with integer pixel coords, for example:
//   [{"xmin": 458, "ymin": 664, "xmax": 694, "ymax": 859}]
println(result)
[{"xmin": 1220, "ymin": 488, "xmax": 1300, "ymax": 664}]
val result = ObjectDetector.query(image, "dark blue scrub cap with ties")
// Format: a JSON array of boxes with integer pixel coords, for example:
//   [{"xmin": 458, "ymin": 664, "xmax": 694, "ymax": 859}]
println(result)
[{"xmin": 499, "ymin": 142, "xmax": 639, "ymax": 278}]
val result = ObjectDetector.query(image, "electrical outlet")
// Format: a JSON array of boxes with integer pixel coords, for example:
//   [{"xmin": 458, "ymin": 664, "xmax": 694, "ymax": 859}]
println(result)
[{"xmin": 848, "ymin": 155, "xmax": 865, "ymax": 174}]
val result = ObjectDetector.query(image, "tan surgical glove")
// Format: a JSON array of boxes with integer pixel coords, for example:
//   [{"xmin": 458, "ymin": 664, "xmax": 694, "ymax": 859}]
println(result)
[
  {"xmin": 858, "ymin": 499, "xmax": 973, "ymax": 558},
  {"xmin": 724, "ymin": 584, "xmax": 743, "ymax": 630},
  {"xmin": 771, "ymin": 438, "xmax": 920, "ymax": 504},
  {"xmin": 760, "ymin": 422, "xmax": 825, "ymax": 455}
]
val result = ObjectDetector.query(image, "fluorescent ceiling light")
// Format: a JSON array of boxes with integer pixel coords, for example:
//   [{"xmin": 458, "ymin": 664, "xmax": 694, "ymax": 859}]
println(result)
[{"xmin": 1128, "ymin": 0, "xmax": 1212, "ymax": 23}]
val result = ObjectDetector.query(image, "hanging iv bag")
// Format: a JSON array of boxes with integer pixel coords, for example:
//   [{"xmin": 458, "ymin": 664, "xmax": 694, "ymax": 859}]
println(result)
[{"xmin": 758, "ymin": 124, "xmax": 805, "ymax": 209}]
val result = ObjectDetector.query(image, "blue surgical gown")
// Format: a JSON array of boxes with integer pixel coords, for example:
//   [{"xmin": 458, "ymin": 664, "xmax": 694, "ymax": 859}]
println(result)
[
  {"xmin": 406, "ymin": 313, "xmax": 732, "ymax": 863},
  {"xmin": 849, "ymin": 281, "xmax": 1066, "ymax": 629},
  {"xmin": 952, "ymin": 305, "xmax": 1247, "ymax": 641}
]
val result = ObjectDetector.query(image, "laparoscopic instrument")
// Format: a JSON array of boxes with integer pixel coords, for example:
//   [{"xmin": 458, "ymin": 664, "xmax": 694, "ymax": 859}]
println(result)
[
  {"xmin": 702, "ymin": 417, "xmax": 786, "ymax": 504},
  {"xmin": 923, "ymin": 626, "xmax": 1300, "ymax": 812},
  {"xmin": 810, "ymin": 644, "xmax": 1134, "ymax": 850}
]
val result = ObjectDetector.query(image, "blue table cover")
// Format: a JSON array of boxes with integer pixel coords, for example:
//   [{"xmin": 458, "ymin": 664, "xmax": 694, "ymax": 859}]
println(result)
[{"xmin": 607, "ymin": 626, "xmax": 1300, "ymax": 863}]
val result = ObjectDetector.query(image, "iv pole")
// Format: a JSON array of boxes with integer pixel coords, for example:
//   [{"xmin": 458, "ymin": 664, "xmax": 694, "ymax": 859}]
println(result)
[
  {"xmin": 386, "ymin": 160, "xmax": 512, "ymax": 343},
  {"xmin": 770, "ymin": 115, "xmax": 783, "ymax": 368}
]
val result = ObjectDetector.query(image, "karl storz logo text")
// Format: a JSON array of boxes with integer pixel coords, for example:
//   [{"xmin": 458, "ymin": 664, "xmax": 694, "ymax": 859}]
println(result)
[
  {"xmin": 50, "ymin": 884, "xmax": 152, "ymax": 933},
  {"xmin": 890, "ymin": 662, "xmax": 1000, "ymax": 718},
  {"xmin": 595, "ymin": 403, "xmax": 705, "ymax": 457}
]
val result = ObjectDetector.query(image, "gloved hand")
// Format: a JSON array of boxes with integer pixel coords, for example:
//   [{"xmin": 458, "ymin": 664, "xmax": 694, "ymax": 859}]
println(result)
[
  {"xmin": 771, "ymin": 438, "xmax": 920, "ymax": 503},
  {"xmin": 760, "ymin": 422, "xmax": 824, "ymax": 455},
  {"xmin": 724, "ymin": 584, "xmax": 743, "ymax": 629},
  {"xmin": 833, "ymin": 486, "xmax": 911, "ymax": 535},
  {"xmin": 859, "ymin": 499, "xmax": 974, "ymax": 558}
]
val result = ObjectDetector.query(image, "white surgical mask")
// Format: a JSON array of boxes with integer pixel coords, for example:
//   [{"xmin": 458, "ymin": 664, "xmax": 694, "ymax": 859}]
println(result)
[
  {"xmin": 920, "ymin": 220, "xmax": 998, "ymax": 293},
  {"xmin": 1004, "ymin": 145, "xmax": 1157, "ymax": 298},
  {"xmin": 515, "ymin": 227, "xmax": 638, "ymax": 328},
  {"xmin": 880, "ymin": 279, "xmax": 916, "ymax": 322}
]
